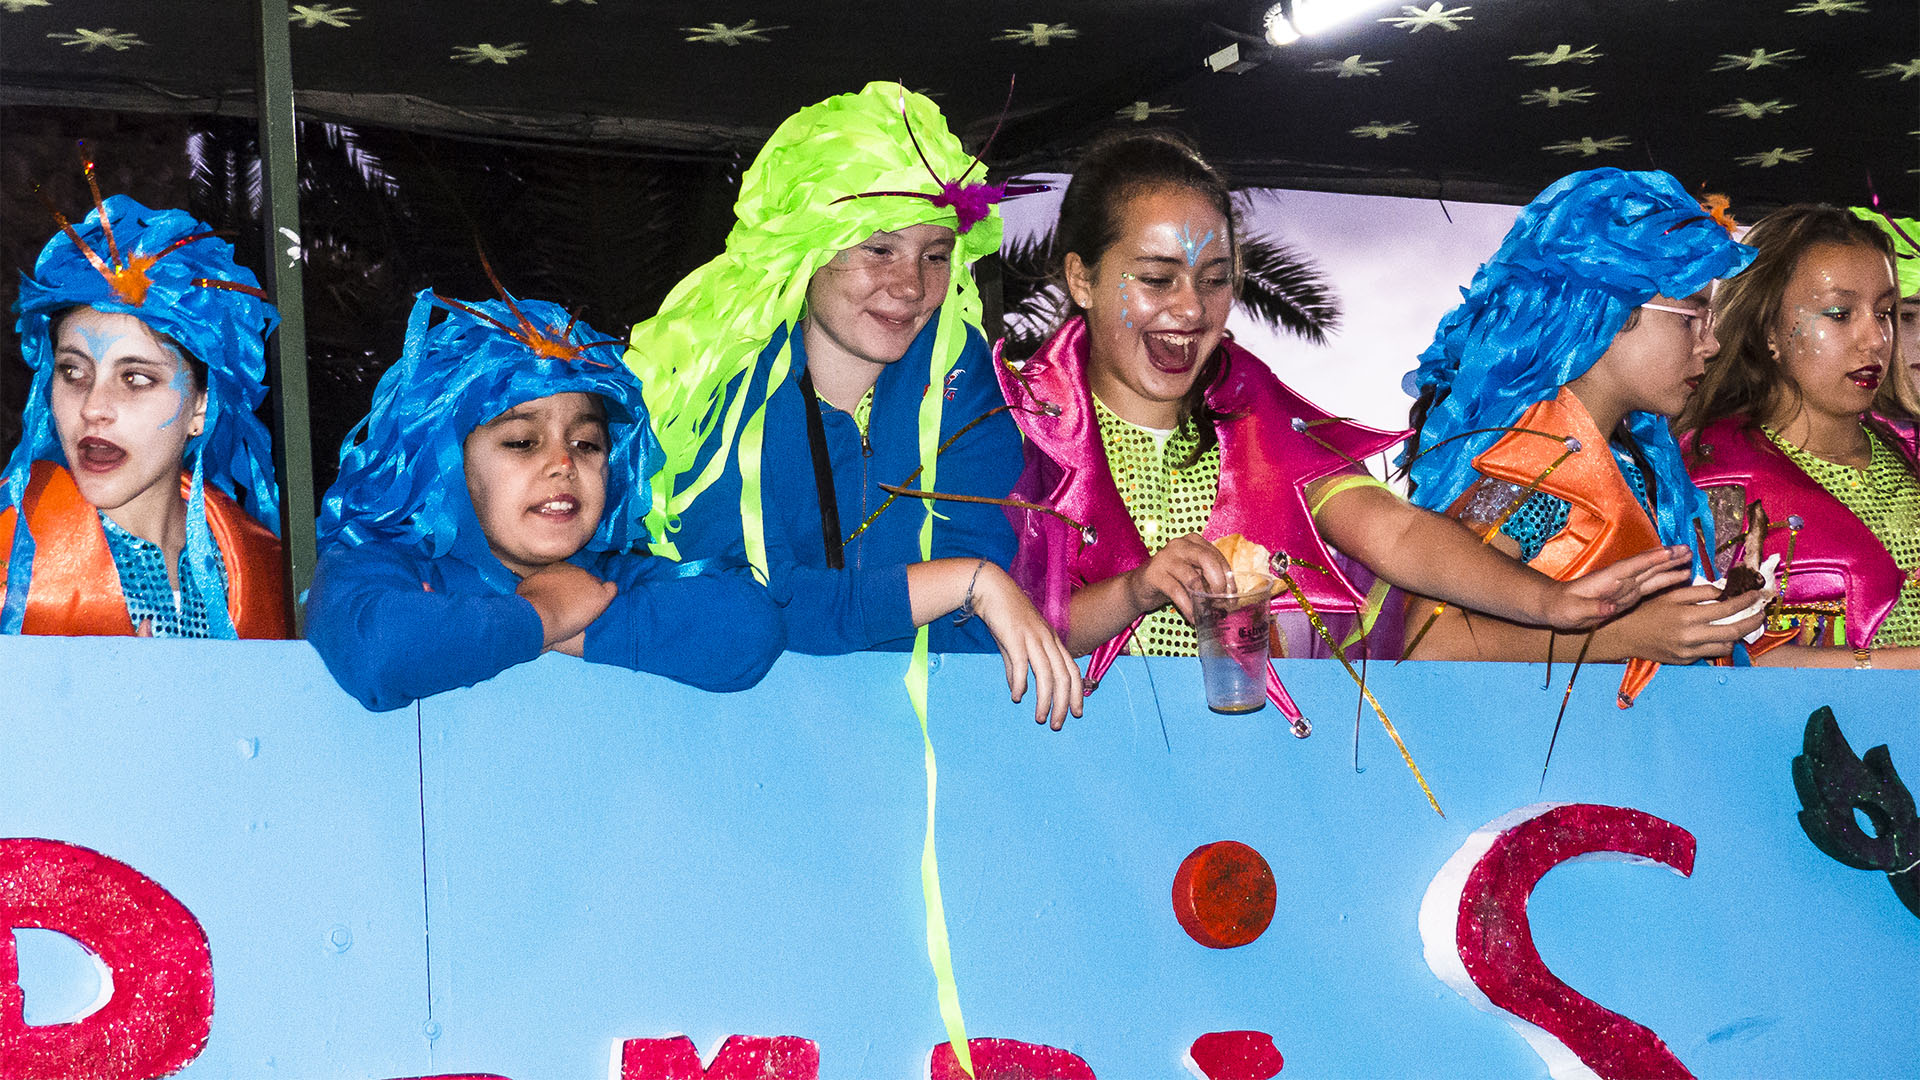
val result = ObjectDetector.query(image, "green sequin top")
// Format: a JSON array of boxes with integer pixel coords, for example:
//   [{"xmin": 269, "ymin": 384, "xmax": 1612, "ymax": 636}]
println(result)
[
  {"xmin": 1093, "ymin": 395, "xmax": 1222, "ymax": 656},
  {"xmin": 1764, "ymin": 426, "xmax": 1920, "ymax": 648}
]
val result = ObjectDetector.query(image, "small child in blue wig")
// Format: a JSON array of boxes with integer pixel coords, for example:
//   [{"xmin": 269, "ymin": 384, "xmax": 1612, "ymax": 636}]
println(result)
[
  {"xmin": 1400, "ymin": 168, "xmax": 1767, "ymax": 700},
  {"xmin": 307, "ymin": 290, "xmax": 784, "ymax": 711}
]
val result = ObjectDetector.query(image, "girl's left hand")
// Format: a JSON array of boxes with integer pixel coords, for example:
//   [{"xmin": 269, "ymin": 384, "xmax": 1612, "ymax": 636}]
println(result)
[
  {"xmin": 1538, "ymin": 545, "xmax": 1694, "ymax": 630},
  {"xmin": 970, "ymin": 564, "xmax": 1085, "ymax": 731}
]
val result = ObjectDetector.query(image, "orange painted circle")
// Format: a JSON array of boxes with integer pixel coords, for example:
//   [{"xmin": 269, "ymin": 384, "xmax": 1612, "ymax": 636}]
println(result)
[{"xmin": 1172, "ymin": 840, "xmax": 1277, "ymax": 949}]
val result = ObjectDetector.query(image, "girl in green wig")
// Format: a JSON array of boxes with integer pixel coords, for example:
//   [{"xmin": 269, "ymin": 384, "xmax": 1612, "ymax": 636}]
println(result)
[{"xmin": 626, "ymin": 81, "xmax": 1080, "ymax": 729}]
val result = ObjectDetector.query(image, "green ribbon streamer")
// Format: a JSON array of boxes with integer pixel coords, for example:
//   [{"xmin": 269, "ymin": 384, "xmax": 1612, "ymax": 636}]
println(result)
[
  {"xmin": 625, "ymin": 82, "xmax": 999, "ymax": 1074},
  {"xmin": 908, "ymin": 285, "xmax": 972, "ymax": 1075}
]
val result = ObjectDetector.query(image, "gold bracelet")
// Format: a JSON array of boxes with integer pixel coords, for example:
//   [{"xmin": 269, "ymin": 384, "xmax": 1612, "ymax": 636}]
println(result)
[{"xmin": 1853, "ymin": 647, "xmax": 1873, "ymax": 670}]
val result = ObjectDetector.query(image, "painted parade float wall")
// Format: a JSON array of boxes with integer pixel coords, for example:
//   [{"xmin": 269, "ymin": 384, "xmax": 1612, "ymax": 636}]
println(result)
[{"xmin": 3, "ymin": 636, "xmax": 1916, "ymax": 1079}]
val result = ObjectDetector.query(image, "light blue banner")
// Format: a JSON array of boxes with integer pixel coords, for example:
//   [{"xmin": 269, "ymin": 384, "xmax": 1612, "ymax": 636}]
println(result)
[{"xmin": 2, "ymin": 637, "xmax": 1915, "ymax": 1078}]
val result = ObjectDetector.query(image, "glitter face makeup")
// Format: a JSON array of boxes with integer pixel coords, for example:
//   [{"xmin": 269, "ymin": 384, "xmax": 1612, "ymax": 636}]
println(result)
[
  {"xmin": 1178, "ymin": 221, "xmax": 1218, "ymax": 268},
  {"xmin": 1068, "ymin": 186, "xmax": 1234, "ymax": 429},
  {"xmin": 48, "ymin": 308, "xmax": 205, "ymax": 540},
  {"xmin": 1768, "ymin": 241, "xmax": 1897, "ymax": 423}
]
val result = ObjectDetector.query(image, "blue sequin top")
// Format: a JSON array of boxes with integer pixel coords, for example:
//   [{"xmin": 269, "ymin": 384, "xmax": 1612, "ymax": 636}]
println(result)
[
  {"xmin": 1499, "ymin": 445, "xmax": 1654, "ymax": 563},
  {"xmin": 99, "ymin": 511, "xmax": 230, "ymax": 637}
]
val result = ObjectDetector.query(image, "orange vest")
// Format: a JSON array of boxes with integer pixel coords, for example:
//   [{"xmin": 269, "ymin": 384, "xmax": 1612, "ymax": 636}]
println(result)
[
  {"xmin": 1451, "ymin": 388, "xmax": 1663, "ymax": 707},
  {"xmin": 0, "ymin": 461, "xmax": 289, "ymax": 638}
]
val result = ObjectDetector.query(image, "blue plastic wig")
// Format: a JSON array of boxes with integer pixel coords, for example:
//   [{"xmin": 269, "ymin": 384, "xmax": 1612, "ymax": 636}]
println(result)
[
  {"xmin": 319, "ymin": 291, "xmax": 661, "ymax": 590},
  {"xmin": 3, "ymin": 193, "xmax": 280, "ymax": 636},
  {"xmin": 1404, "ymin": 168, "xmax": 1755, "ymax": 570}
]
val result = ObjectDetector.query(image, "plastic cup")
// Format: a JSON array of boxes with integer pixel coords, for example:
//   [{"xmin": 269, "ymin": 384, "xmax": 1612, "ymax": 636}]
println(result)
[{"xmin": 1192, "ymin": 573, "xmax": 1275, "ymax": 714}]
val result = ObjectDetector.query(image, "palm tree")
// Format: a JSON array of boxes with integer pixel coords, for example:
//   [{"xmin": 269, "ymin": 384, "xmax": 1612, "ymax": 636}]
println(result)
[{"xmin": 997, "ymin": 223, "xmax": 1341, "ymax": 361}]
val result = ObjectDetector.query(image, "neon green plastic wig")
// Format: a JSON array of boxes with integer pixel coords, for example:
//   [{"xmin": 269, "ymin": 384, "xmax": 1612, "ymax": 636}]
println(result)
[
  {"xmin": 624, "ymin": 81, "xmax": 1004, "ymax": 573},
  {"xmin": 1850, "ymin": 207, "xmax": 1920, "ymax": 298}
]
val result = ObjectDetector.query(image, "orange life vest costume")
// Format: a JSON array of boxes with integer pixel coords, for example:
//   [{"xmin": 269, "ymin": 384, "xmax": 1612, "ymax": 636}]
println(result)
[
  {"xmin": 1448, "ymin": 388, "xmax": 1664, "ymax": 707},
  {"xmin": 0, "ymin": 462, "xmax": 287, "ymax": 638}
]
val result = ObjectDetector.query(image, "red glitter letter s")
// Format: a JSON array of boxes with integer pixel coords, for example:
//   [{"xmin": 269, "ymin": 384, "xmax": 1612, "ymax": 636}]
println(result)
[{"xmin": 1419, "ymin": 803, "xmax": 1696, "ymax": 1080}]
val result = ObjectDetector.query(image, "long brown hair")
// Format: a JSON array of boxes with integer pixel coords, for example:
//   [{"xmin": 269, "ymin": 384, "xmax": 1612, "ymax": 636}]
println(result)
[
  {"xmin": 1678, "ymin": 204, "xmax": 1895, "ymax": 438},
  {"xmin": 1054, "ymin": 130, "xmax": 1242, "ymax": 468}
]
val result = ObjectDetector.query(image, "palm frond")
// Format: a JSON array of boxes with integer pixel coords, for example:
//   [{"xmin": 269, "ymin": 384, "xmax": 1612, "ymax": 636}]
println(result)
[{"xmin": 1236, "ymin": 233, "xmax": 1340, "ymax": 344}]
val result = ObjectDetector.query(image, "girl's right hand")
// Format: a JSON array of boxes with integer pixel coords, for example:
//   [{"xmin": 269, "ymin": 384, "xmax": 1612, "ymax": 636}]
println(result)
[
  {"xmin": 1606, "ymin": 582, "xmax": 1771, "ymax": 663},
  {"xmin": 1123, "ymin": 532, "xmax": 1233, "ymax": 622},
  {"xmin": 970, "ymin": 563, "xmax": 1084, "ymax": 731}
]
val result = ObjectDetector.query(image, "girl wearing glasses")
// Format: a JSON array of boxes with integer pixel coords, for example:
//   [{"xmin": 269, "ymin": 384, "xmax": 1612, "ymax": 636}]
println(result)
[
  {"xmin": 1403, "ymin": 169, "xmax": 1765, "ymax": 700},
  {"xmin": 1680, "ymin": 205, "xmax": 1920, "ymax": 668}
]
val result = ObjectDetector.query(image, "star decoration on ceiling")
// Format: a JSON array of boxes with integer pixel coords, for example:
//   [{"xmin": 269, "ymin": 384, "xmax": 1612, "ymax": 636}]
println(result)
[
  {"xmin": 1520, "ymin": 85, "xmax": 1594, "ymax": 107},
  {"xmin": 1378, "ymin": 3, "xmax": 1473, "ymax": 32},
  {"xmin": 1736, "ymin": 147, "xmax": 1812, "ymax": 167},
  {"xmin": 1862, "ymin": 59, "xmax": 1919, "ymax": 80},
  {"xmin": 1116, "ymin": 101, "xmax": 1182, "ymax": 122},
  {"xmin": 450, "ymin": 42, "xmax": 526, "ymax": 64},
  {"xmin": 682, "ymin": 20, "xmax": 785, "ymax": 45},
  {"xmin": 1511, "ymin": 45, "xmax": 1603, "ymax": 66},
  {"xmin": 996, "ymin": 22, "xmax": 1078, "ymax": 46},
  {"xmin": 1713, "ymin": 48, "xmax": 1802, "ymax": 71},
  {"xmin": 1312, "ymin": 55, "xmax": 1390, "ymax": 77},
  {"xmin": 1709, "ymin": 98, "xmax": 1795, "ymax": 119},
  {"xmin": 47, "ymin": 27, "xmax": 147, "ymax": 51},
  {"xmin": 1544, "ymin": 135, "xmax": 1631, "ymax": 156},
  {"xmin": 1351, "ymin": 120, "xmax": 1417, "ymax": 139},
  {"xmin": 1786, "ymin": 0, "xmax": 1867, "ymax": 13},
  {"xmin": 289, "ymin": 4, "xmax": 359, "ymax": 28},
  {"xmin": 0, "ymin": 0, "xmax": 51, "ymax": 12}
]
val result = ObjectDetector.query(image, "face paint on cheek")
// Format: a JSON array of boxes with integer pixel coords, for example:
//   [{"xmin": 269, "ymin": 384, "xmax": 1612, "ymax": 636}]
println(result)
[
  {"xmin": 157, "ymin": 361, "xmax": 193, "ymax": 431},
  {"xmin": 1119, "ymin": 272, "xmax": 1133, "ymax": 329},
  {"xmin": 1178, "ymin": 222, "xmax": 1217, "ymax": 268}
]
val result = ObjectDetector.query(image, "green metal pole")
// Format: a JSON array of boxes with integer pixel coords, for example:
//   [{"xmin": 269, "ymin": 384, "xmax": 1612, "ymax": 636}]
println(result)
[{"xmin": 254, "ymin": 0, "xmax": 315, "ymax": 633}]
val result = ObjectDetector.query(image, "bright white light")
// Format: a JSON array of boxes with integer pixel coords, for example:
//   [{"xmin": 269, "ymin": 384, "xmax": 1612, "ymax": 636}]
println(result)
[
  {"xmin": 1275, "ymin": 0, "xmax": 1397, "ymax": 39},
  {"xmin": 1262, "ymin": 5, "xmax": 1301, "ymax": 45}
]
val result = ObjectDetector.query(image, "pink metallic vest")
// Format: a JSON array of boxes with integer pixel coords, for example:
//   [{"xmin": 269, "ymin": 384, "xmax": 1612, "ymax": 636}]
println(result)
[
  {"xmin": 998, "ymin": 318, "xmax": 1407, "ymax": 677},
  {"xmin": 1684, "ymin": 416, "xmax": 1917, "ymax": 649}
]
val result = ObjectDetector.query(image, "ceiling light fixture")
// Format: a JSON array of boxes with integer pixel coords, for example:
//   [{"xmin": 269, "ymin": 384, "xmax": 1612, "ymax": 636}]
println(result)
[{"xmin": 1263, "ymin": 0, "xmax": 1397, "ymax": 46}]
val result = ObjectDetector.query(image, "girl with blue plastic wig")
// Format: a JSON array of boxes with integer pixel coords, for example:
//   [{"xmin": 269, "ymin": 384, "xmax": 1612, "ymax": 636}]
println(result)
[
  {"xmin": 1, "ymin": 188, "xmax": 287, "ymax": 638},
  {"xmin": 1402, "ymin": 168, "xmax": 1767, "ymax": 703},
  {"xmin": 307, "ymin": 290, "xmax": 784, "ymax": 711}
]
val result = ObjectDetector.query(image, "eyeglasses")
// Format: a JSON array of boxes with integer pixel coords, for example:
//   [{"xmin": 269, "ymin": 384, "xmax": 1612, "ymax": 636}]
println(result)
[{"xmin": 1640, "ymin": 300, "xmax": 1716, "ymax": 342}]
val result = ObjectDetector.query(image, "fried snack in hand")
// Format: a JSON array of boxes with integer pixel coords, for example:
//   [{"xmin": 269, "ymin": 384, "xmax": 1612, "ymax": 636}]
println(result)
[{"xmin": 1212, "ymin": 533, "xmax": 1273, "ymax": 580}]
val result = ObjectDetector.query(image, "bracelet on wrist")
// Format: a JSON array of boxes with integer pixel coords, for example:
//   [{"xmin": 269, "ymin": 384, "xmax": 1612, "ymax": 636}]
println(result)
[{"xmin": 952, "ymin": 558, "xmax": 987, "ymax": 626}]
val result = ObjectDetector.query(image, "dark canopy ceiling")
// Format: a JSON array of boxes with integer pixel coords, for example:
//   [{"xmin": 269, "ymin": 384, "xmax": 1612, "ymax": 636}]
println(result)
[{"xmin": 2, "ymin": 0, "xmax": 1916, "ymax": 213}]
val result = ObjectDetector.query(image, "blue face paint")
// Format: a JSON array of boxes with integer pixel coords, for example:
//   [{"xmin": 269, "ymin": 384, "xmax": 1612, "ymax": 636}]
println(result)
[
  {"xmin": 72, "ymin": 324, "xmax": 122, "ymax": 362},
  {"xmin": 1118, "ymin": 273, "xmax": 1133, "ymax": 328},
  {"xmin": 65, "ymin": 319, "xmax": 194, "ymax": 430},
  {"xmin": 1178, "ymin": 222, "xmax": 1217, "ymax": 268},
  {"xmin": 157, "ymin": 355, "xmax": 193, "ymax": 431}
]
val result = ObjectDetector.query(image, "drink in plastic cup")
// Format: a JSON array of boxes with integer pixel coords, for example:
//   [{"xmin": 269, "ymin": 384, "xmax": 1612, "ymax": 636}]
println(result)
[{"xmin": 1192, "ymin": 573, "xmax": 1275, "ymax": 714}]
